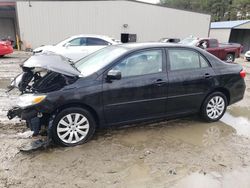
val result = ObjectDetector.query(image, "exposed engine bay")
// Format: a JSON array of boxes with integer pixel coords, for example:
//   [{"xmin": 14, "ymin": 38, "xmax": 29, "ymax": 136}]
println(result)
[
  {"xmin": 8, "ymin": 66, "xmax": 77, "ymax": 94},
  {"xmin": 8, "ymin": 52, "xmax": 80, "ymax": 94}
]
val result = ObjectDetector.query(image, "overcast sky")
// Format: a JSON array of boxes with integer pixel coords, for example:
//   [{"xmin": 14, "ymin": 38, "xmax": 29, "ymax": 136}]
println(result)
[{"xmin": 137, "ymin": 0, "xmax": 160, "ymax": 4}]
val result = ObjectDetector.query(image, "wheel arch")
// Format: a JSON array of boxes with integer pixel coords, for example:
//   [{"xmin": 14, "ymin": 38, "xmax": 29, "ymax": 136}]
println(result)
[
  {"xmin": 52, "ymin": 102, "xmax": 100, "ymax": 127},
  {"xmin": 201, "ymin": 87, "xmax": 230, "ymax": 109},
  {"xmin": 225, "ymin": 52, "xmax": 235, "ymax": 61}
]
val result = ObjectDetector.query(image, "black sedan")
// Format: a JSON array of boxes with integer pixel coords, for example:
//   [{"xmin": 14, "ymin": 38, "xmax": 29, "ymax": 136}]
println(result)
[{"xmin": 7, "ymin": 43, "xmax": 246, "ymax": 146}]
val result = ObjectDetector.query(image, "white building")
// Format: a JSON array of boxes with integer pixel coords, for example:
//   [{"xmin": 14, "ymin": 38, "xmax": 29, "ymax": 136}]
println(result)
[{"xmin": 0, "ymin": 0, "xmax": 211, "ymax": 49}]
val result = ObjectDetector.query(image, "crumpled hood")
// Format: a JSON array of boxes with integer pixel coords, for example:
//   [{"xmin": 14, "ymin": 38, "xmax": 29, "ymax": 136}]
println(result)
[{"xmin": 23, "ymin": 53, "xmax": 81, "ymax": 77}]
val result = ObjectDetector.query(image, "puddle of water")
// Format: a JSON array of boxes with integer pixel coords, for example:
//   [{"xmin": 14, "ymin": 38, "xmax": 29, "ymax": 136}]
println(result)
[
  {"xmin": 227, "ymin": 106, "xmax": 250, "ymax": 119},
  {"xmin": 174, "ymin": 168, "xmax": 250, "ymax": 188},
  {"xmin": 161, "ymin": 120, "xmax": 234, "ymax": 147},
  {"xmin": 222, "ymin": 168, "xmax": 250, "ymax": 188},
  {"xmin": 114, "ymin": 128, "xmax": 151, "ymax": 147},
  {"xmin": 174, "ymin": 172, "xmax": 221, "ymax": 188},
  {"xmin": 112, "ymin": 120, "xmax": 234, "ymax": 147},
  {"xmin": 221, "ymin": 112, "xmax": 250, "ymax": 138},
  {"xmin": 0, "ymin": 79, "xmax": 10, "ymax": 89}
]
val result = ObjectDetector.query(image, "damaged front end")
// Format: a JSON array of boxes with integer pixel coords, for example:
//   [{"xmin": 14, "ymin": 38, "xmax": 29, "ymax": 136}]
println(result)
[
  {"xmin": 7, "ymin": 53, "xmax": 80, "ymax": 139},
  {"xmin": 7, "ymin": 95, "xmax": 48, "ymax": 136}
]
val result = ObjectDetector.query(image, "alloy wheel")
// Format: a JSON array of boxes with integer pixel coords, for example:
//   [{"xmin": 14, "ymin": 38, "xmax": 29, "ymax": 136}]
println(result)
[
  {"xmin": 57, "ymin": 113, "xmax": 90, "ymax": 144},
  {"xmin": 226, "ymin": 54, "xmax": 234, "ymax": 62},
  {"xmin": 206, "ymin": 96, "xmax": 225, "ymax": 120}
]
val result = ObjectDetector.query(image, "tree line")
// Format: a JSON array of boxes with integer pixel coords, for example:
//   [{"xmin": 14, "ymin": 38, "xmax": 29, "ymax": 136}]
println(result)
[{"xmin": 160, "ymin": 0, "xmax": 250, "ymax": 21}]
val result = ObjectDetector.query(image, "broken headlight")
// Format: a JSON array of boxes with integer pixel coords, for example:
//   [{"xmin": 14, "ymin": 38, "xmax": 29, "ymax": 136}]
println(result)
[{"xmin": 17, "ymin": 94, "xmax": 46, "ymax": 108}]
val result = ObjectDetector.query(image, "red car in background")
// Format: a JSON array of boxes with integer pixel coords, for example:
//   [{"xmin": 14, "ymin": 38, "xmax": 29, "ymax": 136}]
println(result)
[
  {"xmin": 0, "ymin": 40, "xmax": 13, "ymax": 57},
  {"xmin": 180, "ymin": 37, "xmax": 243, "ymax": 62}
]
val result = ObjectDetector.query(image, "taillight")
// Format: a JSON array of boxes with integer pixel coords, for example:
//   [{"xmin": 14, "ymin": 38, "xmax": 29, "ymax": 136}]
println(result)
[{"xmin": 240, "ymin": 70, "xmax": 246, "ymax": 78}]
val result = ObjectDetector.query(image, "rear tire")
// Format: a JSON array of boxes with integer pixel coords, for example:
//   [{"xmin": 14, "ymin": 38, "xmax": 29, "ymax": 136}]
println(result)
[
  {"xmin": 201, "ymin": 92, "xmax": 227, "ymax": 122},
  {"xmin": 225, "ymin": 53, "xmax": 234, "ymax": 63},
  {"xmin": 51, "ymin": 107, "xmax": 96, "ymax": 146}
]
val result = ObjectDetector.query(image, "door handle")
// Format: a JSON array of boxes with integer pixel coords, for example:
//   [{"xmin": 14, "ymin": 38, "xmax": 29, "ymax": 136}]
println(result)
[
  {"xmin": 204, "ymin": 73, "xmax": 212, "ymax": 79},
  {"xmin": 153, "ymin": 79, "xmax": 166, "ymax": 86}
]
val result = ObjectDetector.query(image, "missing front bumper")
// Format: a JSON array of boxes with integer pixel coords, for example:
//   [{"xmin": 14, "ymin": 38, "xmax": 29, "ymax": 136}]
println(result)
[
  {"xmin": 7, "ymin": 107, "xmax": 54, "ymax": 151},
  {"xmin": 7, "ymin": 107, "xmax": 42, "ymax": 136},
  {"xmin": 7, "ymin": 107, "xmax": 23, "ymax": 120}
]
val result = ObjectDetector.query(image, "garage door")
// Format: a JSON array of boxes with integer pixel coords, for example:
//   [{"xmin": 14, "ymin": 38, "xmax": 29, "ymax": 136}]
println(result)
[
  {"xmin": 0, "ymin": 18, "xmax": 15, "ymax": 42},
  {"xmin": 230, "ymin": 29, "xmax": 250, "ymax": 52}
]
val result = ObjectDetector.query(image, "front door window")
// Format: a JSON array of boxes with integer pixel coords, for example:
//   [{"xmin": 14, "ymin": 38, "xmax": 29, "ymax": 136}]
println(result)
[{"xmin": 112, "ymin": 50, "xmax": 163, "ymax": 77}]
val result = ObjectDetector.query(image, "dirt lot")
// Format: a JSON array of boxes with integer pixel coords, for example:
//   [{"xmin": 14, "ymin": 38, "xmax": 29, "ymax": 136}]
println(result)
[{"xmin": 1, "ymin": 52, "xmax": 250, "ymax": 188}]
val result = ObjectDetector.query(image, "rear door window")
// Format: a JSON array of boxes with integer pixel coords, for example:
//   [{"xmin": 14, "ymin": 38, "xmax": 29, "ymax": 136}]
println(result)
[
  {"xmin": 87, "ymin": 38, "xmax": 110, "ymax": 46},
  {"xmin": 168, "ymin": 49, "xmax": 209, "ymax": 71}
]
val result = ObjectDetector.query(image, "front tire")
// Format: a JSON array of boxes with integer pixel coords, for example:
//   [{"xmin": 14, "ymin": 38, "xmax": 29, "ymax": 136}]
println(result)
[
  {"xmin": 201, "ymin": 92, "xmax": 227, "ymax": 122},
  {"xmin": 51, "ymin": 107, "xmax": 96, "ymax": 146}
]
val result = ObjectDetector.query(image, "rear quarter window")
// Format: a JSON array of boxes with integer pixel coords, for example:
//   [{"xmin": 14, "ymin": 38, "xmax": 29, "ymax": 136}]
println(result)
[{"xmin": 87, "ymin": 38, "xmax": 110, "ymax": 46}]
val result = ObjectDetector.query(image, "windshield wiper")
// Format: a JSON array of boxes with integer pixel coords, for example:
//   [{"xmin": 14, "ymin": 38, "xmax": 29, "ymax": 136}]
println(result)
[
  {"xmin": 66, "ymin": 58, "xmax": 81, "ymax": 73},
  {"xmin": 70, "ymin": 62, "xmax": 81, "ymax": 73}
]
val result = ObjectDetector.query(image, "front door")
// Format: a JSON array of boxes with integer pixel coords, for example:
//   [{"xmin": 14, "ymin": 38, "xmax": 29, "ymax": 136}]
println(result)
[
  {"xmin": 166, "ymin": 48, "xmax": 215, "ymax": 115},
  {"xmin": 102, "ymin": 49, "xmax": 168, "ymax": 125}
]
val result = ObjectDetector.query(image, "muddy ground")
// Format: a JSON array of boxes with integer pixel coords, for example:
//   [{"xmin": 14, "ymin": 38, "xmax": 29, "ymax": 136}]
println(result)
[{"xmin": 1, "ymin": 52, "xmax": 250, "ymax": 188}]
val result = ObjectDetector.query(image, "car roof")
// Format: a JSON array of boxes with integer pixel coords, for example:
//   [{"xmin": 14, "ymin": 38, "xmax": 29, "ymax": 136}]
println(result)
[
  {"xmin": 70, "ymin": 34, "xmax": 115, "ymax": 40},
  {"xmin": 67, "ymin": 34, "xmax": 120, "ymax": 44},
  {"xmin": 117, "ymin": 42, "xmax": 199, "ymax": 50}
]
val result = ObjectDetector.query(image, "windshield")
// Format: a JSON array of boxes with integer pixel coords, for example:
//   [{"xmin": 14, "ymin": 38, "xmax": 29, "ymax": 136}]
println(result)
[
  {"xmin": 111, "ymin": 38, "xmax": 121, "ymax": 43},
  {"xmin": 75, "ymin": 46, "xmax": 128, "ymax": 77},
  {"xmin": 179, "ymin": 38, "xmax": 198, "ymax": 45},
  {"xmin": 159, "ymin": 38, "xmax": 167, "ymax": 42},
  {"xmin": 54, "ymin": 36, "xmax": 70, "ymax": 46}
]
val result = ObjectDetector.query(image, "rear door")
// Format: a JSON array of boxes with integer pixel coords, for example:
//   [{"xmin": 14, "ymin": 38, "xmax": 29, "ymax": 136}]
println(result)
[
  {"xmin": 102, "ymin": 48, "xmax": 168, "ymax": 125},
  {"xmin": 166, "ymin": 48, "xmax": 215, "ymax": 115}
]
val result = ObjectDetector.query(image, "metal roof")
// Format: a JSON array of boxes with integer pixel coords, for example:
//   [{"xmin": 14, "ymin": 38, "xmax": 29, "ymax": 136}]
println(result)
[{"xmin": 211, "ymin": 20, "xmax": 250, "ymax": 29}]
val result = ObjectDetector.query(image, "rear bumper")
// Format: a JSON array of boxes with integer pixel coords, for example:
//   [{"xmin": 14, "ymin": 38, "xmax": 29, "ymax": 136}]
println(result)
[{"xmin": 228, "ymin": 79, "xmax": 246, "ymax": 105}]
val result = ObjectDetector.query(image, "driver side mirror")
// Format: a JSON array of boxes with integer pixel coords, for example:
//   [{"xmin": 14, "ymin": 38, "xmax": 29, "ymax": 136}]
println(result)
[
  {"xmin": 106, "ymin": 70, "xmax": 121, "ymax": 81},
  {"xmin": 65, "ymin": 43, "xmax": 71, "ymax": 48}
]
